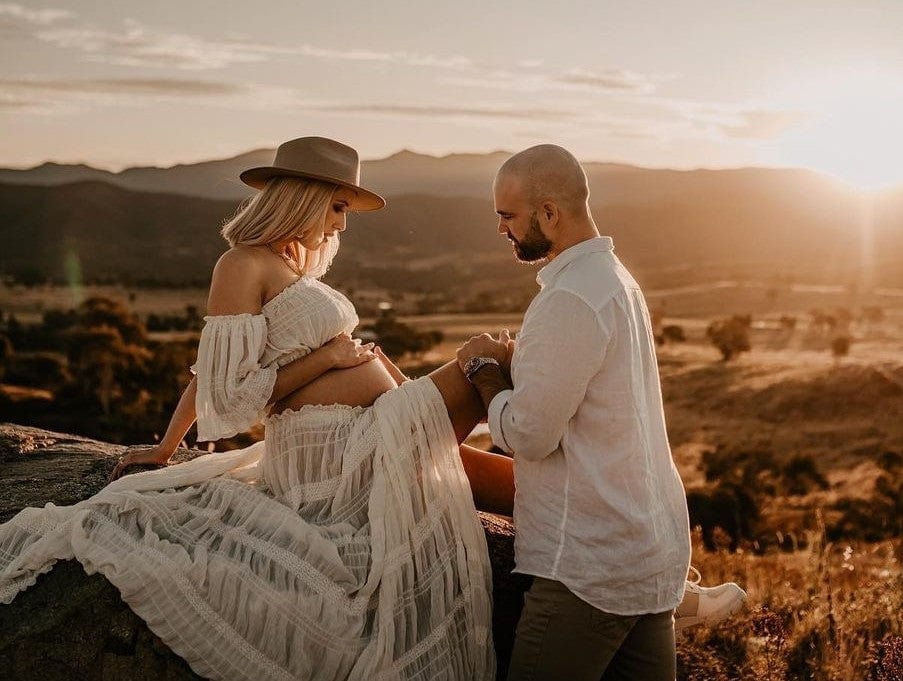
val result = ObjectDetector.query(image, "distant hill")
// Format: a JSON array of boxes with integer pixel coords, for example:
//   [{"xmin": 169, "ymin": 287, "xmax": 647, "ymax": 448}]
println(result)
[
  {"xmin": 0, "ymin": 151, "xmax": 271, "ymax": 201},
  {"xmin": 0, "ymin": 174, "xmax": 901, "ymax": 293},
  {"xmin": 0, "ymin": 149, "xmax": 510, "ymax": 201},
  {"xmin": 4, "ymin": 148, "xmax": 897, "ymax": 207},
  {"xmin": 0, "ymin": 182, "xmax": 234, "ymax": 286}
]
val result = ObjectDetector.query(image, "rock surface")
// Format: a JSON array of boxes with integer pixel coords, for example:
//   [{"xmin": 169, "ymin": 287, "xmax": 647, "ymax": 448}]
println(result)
[{"xmin": 0, "ymin": 423, "xmax": 529, "ymax": 680}]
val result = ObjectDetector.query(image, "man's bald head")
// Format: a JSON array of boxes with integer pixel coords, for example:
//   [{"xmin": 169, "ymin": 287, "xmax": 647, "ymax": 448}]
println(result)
[{"xmin": 495, "ymin": 144, "xmax": 589, "ymax": 216}]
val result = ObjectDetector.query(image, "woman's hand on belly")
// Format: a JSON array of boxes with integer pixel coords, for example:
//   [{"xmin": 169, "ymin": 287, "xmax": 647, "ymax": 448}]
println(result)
[
  {"xmin": 272, "ymin": 358, "xmax": 400, "ymax": 414},
  {"xmin": 323, "ymin": 332, "xmax": 377, "ymax": 368}
]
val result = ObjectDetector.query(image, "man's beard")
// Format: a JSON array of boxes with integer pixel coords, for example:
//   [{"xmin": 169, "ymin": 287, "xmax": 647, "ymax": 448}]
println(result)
[{"xmin": 508, "ymin": 212, "xmax": 553, "ymax": 263}]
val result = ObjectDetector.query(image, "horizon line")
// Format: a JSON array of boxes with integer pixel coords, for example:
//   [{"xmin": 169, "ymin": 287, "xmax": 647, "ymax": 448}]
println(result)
[{"xmin": 0, "ymin": 149, "xmax": 898, "ymax": 193}]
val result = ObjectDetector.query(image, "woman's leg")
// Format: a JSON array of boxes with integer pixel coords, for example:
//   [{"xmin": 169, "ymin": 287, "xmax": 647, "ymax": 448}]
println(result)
[
  {"xmin": 427, "ymin": 360, "xmax": 516, "ymax": 514},
  {"xmin": 427, "ymin": 359, "xmax": 485, "ymax": 444},
  {"xmin": 459, "ymin": 443, "xmax": 515, "ymax": 516}
]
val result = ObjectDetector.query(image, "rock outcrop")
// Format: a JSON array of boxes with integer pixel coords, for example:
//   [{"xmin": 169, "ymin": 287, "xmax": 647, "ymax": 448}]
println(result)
[{"xmin": 0, "ymin": 423, "xmax": 529, "ymax": 680}]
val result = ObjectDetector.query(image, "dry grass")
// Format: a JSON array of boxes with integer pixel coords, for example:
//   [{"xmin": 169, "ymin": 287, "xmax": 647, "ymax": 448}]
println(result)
[{"xmin": 681, "ymin": 529, "xmax": 902, "ymax": 681}]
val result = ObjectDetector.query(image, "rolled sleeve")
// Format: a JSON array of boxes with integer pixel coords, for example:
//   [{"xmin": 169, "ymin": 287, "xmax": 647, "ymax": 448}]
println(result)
[
  {"xmin": 487, "ymin": 389, "xmax": 514, "ymax": 453},
  {"xmin": 499, "ymin": 289, "xmax": 609, "ymax": 462}
]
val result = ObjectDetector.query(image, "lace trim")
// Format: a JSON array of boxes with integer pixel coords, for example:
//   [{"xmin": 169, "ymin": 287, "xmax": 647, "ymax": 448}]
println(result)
[
  {"xmin": 391, "ymin": 541, "xmax": 460, "ymax": 617},
  {"xmin": 265, "ymin": 402, "xmax": 365, "ymax": 427},
  {"xmin": 0, "ymin": 559, "xmax": 59, "ymax": 605},
  {"xmin": 372, "ymin": 585, "xmax": 484, "ymax": 681},
  {"xmin": 201, "ymin": 312, "xmax": 266, "ymax": 321},
  {"xmin": 384, "ymin": 501, "xmax": 451, "ymax": 575}
]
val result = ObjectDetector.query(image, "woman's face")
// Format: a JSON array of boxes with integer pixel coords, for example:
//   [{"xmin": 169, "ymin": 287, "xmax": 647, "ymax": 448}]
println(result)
[{"xmin": 300, "ymin": 186, "xmax": 355, "ymax": 249}]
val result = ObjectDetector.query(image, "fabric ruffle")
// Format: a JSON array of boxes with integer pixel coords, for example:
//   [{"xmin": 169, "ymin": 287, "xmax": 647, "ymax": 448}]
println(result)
[
  {"xmin": 0, "ymin": 378, "xmax": 494, "ymax": 681},
  {"xmin": 192, "ymin": 314, "xmax": 278, "ymax": 442}
]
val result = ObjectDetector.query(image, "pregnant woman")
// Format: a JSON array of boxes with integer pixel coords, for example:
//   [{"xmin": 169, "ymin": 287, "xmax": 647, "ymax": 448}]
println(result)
[{"xmin": 0, "ymin": 137, "xmax": 513, "ymax": 681}]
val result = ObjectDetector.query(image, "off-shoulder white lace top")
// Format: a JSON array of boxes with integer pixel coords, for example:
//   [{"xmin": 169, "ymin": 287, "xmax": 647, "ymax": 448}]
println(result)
[{"xmin": 190, "ymin": 276, "xmax": 358, "ymax": 442}]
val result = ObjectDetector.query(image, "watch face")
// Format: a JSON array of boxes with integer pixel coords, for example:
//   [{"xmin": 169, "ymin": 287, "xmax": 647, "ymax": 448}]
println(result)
[{"xmin": 465, "ymin": 356, "xmax": 498, "ymax": 379}]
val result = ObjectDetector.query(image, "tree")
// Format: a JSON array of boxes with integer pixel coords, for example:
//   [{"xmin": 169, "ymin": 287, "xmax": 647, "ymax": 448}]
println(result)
[
  {"xmin": 4, "ymin": 351, "xmax": 71, "ymax": 390},
  {"xmin": 64, "ymin": 326, "xmax": 151, "ymax": 414},
  {"xmin": 706, "ymin": 315, "xmax": 751, "ymax": 361},
  {"xmin": 361, "ymin": 307, "xmax": 444, "ymax": 361},
  {"xmin": 782, "ymin": 454, "xmax": 829, "ymax": 496},
  {"xmin": 184, "ymin": 304, "xmax": 203, "ymax": 331},
  {"xmin": 686, "ymin": 483, "xmax": 760, "ymax": 551},
  {"xmin": 831, "ymin": 335, "xmax": 851, "ymax": 363},
  {"xmin": 78, "ymin": 297, "xmax": 148, "ymax": 346},
  {"xmin": 779, "ymin": 316, "xmax": 797, "ymax": 331},
  {"xmin": 661, "ymin": 324, "xmax": 686, "ymax": 344},
  {"xmin": 0, "ymin": 332, "xmax": 14, "ymax": 380},
  {"xmin": 4, "ymin": 314, "xmax": 25, "ymax": 349}
]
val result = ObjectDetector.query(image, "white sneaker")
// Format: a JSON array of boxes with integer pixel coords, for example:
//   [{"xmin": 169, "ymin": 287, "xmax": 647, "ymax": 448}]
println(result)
[{"xmin": 674, "ymin": 567, "xmax": 747, "ymax": 632}]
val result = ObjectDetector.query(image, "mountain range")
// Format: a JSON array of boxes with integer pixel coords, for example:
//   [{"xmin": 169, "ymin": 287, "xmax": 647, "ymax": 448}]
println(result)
[
  {"xmin": 0, "ymin": 150, "xmax": 513, "ymax": 201},
  {"xmin": 1, "ymin": 150, "xmax": 901, "ymax": 296}
]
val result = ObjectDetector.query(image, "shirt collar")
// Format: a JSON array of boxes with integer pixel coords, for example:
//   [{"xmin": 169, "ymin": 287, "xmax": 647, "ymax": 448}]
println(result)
[{"xmin": 536, "ymin": 236, "xmax": 614, "ymax": 287}]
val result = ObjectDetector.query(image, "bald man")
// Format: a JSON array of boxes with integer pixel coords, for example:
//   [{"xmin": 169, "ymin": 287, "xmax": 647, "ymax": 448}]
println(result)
[{"xmin": 456, "ymin": 145, "xmax": 692, "ymax": 680}]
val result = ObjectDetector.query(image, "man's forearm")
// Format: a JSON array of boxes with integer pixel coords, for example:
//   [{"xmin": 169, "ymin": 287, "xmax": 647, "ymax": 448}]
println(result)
[{"xmin": 468, "ymin": 364, "xmax": 512, "ymax": 411}]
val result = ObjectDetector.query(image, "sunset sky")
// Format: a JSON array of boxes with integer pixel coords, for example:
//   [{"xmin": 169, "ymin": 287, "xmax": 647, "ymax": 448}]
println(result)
[{"xmin": 2, "ymin": 0, "xmax": 902, "ymax": 188}]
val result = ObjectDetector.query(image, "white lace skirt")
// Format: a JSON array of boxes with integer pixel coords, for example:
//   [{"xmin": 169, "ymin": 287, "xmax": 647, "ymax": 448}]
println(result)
[{"xmin": 0, "ymin": 377, "xmax": 495, "ymax": 681}]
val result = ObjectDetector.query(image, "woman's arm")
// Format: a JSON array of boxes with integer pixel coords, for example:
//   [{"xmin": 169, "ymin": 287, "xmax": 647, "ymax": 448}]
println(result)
[
  {"xmin": 107, "ymin": 376, "xmax": 199, "ymax": 481},
  {"xmin": 108, "ymin": 333, "xmax": 374, "ymax": 482},
  {"xmin": 269, "ymin": 333, "xmax": 375, "ymax": 404},
  {"xmin": 155, "ymin": 374, "xmax": 199, "ymax": 459}
]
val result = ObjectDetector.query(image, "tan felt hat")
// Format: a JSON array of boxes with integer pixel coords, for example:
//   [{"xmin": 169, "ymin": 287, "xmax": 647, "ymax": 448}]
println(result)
[{"xmin": 240, "ymin": 136, "xmax": 386, "ymax": 211}]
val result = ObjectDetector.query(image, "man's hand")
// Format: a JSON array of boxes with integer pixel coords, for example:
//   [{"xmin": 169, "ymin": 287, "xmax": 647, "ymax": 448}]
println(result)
[
  {"xmin": 457, "ymin": 330, "xmax": 511, "ymax": 372},
  {"xmin": 457, "ymin": 330, "xmax": 515, "ymax": 412}
]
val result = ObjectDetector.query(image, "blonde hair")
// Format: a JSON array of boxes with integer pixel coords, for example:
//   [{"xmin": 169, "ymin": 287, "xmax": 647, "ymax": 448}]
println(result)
[{"xmin": 221, "ymin": 177, "xmax": 340, "ymax": 278}]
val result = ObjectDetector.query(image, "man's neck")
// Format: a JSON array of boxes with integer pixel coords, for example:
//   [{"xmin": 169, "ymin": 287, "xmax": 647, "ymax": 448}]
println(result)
[{"xmin": 547, "ymin": 222, "xmax": 601, "ymax": 261}]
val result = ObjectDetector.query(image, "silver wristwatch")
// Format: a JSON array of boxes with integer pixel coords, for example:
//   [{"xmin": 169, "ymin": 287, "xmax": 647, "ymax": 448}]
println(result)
[{"xmin": 463, "ymin": 356, "xmax": 500, "ymax": 380}]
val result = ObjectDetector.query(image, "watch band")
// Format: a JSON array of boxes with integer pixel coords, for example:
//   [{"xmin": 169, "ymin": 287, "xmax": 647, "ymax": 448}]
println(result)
[{"xmin": 463, "ymin": 356, "xmax": 500, "ymax": 380}]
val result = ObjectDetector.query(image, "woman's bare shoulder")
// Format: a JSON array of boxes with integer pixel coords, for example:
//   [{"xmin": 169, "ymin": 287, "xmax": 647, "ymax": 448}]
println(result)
[
  {"xmin": 215, "ymin": 244, "xmax": 272, "ymax": 269},
  {"xmin": 207, "ymin": 246, "xmax": 271, "ymax": 316}
]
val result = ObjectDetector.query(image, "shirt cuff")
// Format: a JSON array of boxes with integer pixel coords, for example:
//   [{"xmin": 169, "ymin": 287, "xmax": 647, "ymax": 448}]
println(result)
[{"xmin": 488, "ymin": 389, "xmax": 514, "ymax": 453}]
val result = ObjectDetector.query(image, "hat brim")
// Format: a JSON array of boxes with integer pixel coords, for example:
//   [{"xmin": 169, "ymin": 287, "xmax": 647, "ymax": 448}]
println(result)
[{"xmin": 239, "ymin": 166, "xmax": 386, "ymax": 212}]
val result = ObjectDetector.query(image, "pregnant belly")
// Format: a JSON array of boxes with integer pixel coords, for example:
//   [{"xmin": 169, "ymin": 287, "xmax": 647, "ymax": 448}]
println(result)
[{"xmin": 270, "ymin": 358, "xmax": 400, "ymax": 414}]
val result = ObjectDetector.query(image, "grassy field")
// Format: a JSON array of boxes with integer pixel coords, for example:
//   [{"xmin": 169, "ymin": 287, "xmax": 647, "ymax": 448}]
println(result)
[
  {"xmin": 5, "ymin": 278, "xmax": 902, "ymax": 324},
  {"xmin": 677, "ymin": 534, "xmax": 902, "ymax": 680}
]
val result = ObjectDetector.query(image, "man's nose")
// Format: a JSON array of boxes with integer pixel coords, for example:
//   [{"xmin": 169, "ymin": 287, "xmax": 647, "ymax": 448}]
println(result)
[{"xmin": 497, "ymin": 219, "xmax": 506, "ymax": 234}]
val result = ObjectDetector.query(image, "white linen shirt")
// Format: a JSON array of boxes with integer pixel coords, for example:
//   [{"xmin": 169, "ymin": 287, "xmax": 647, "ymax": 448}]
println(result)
[{"xmin": 488, "ymin": 236, "xmax": 691, "ymax": 615}]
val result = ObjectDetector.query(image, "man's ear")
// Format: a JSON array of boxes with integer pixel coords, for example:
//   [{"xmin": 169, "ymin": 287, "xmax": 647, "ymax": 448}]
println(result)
[{"xmin": 539, "ymin": 200, "xmax": 560, "ymax": 230}]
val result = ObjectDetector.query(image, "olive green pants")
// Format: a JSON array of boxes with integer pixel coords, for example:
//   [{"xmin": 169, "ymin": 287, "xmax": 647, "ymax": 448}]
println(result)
[{"xmin": 506, "ymin": 577, "xmax": 676, "ymax": 681}]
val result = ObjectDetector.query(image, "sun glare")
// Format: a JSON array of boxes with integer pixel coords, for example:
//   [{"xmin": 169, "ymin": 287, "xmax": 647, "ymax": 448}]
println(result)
[{"xmin": 773, "ymin": 70, "xmax": 903, "ymax": 191}]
